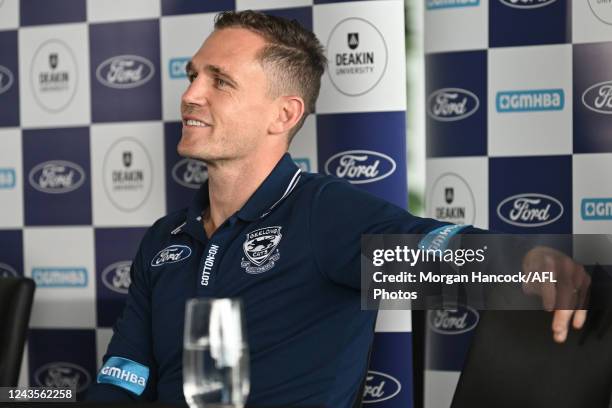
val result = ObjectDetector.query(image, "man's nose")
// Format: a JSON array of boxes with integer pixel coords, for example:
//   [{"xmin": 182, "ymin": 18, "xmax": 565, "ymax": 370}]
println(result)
[{"xmin": 181, "ymin": 77, "xmax": 209, "ymax": 107}]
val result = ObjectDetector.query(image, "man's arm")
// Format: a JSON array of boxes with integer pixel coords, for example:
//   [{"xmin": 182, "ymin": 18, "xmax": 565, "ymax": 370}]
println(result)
[
  {"xmin": 310, "ymin": 179, "xmax": 589, "ymax": 342},
  {"xmin": 86, "ymin": 229, "xmax": 158, "ymax": 401}
]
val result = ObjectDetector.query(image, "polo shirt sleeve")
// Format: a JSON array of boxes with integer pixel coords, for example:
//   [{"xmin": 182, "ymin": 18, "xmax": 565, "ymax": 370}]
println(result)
[
  {"xmin": 310, "ymin": 180, "xmax": 482, "ymax": 289},
  {"xmin": 85, "ymin": 229, "xmax": 157, "ymax": 401}
]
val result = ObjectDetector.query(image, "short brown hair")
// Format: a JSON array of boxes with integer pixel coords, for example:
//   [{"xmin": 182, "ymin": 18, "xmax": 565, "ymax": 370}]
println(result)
[{"xmin": 214, "ymin": 10, "xmax": 327, "ymax": 141}]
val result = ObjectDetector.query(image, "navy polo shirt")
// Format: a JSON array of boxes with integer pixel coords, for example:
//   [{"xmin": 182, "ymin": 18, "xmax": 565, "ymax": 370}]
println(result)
[{"xmin": 87, "ymin": 153, "xmax": 472, "ymax": 407}]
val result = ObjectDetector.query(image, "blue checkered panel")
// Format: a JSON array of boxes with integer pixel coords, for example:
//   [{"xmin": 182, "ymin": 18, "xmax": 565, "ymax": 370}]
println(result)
[{"xmin": 425, "ymin": 1, "xmax": 612, "ymax": 407}]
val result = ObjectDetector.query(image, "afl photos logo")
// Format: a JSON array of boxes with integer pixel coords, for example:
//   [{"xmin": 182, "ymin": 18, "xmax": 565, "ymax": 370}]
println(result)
[
  {"xmin": 30, "ymin": 39, "xmax": 78, "ymax": 112},
  {"xmin": 327, "ymin": 17, "xmax": 388, "ymax": 96},
  {"xmin": 241, "ymin": 226, "xmax": 282, "ymax": 274}
]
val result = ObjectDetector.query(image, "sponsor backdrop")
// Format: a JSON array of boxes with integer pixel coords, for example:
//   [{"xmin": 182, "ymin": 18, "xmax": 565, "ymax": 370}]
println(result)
[
  {"xmin": 0, "ymin": 0, "xmax": 411, "ymax": 406},
  {"xmin": 425, "ymin": 0, "xmax": 612, "ymax": 407}
]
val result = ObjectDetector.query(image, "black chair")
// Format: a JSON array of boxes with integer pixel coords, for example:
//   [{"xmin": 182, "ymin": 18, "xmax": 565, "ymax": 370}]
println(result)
[{"xmin": 0, "ymin": 277, "xmax": 35, "ymax": 386}]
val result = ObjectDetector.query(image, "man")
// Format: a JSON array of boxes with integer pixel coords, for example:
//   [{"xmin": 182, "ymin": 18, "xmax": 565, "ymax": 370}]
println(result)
[{"xmin": 87, "ymin": 10, "xmax": 590, "ymax": 407}]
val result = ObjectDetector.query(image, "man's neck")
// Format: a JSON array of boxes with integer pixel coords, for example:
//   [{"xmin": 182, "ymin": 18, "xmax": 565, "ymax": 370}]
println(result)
[{"xmin": 203, "ymin": 153, "xmax": 284, "ymax": 237}]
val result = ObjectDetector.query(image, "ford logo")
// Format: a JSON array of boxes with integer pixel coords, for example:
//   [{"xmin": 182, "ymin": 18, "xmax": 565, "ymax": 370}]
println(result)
[
  {"xmin": 96, "ymin": 55, "xmax": 155, "ymax": 89},
  {"xmin": 428, "ymin": 305, "xmax": 480, "ymax": 335},
  {"xmin": 151, "ymin": 244, "xmax": 192, "ymax": 267},
  {"xmin": 0, "ymin": 262, "xmax": 18, "ymax": 278},
  {"xmin": 362, "ymin": 370, "xmax": 401, "ymax": 404},
  {"xmin": 497, "ymin": 193, "xmax": 564, "ymax": 227},
  {"xmin": 324, "ymin": 150, "xmax": 396, "ymax": 184},
  {"xmin": 0, "ymin": 65, "xmax": 14, "ymax": 95},
  {"xmin": 28, "ymin": 160, "xmax": 86, "ymax": 194},
  {"xmin": 499, "ymin": 0, "xmax": 557, "ymax": 9},
  {"xmin": 582, "ymin": 80, "xmax": 612, "ymax": 115},
  {"xmin": 34, "ymin": 362, "xmax": 91, "ymax": 393},
  {"xmin": 101, "ymin": 260, "xmax": 132, "ymax": 294},
  {"xmin": 427, "ymin": 88, "xmax": 480, "ymax": 122},
  {"xmin": 172, "ymin": 158, "xmax": 208, "ymax": 189}
]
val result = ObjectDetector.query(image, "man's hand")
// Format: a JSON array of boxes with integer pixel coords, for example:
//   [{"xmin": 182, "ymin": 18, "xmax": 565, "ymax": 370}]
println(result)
[{"xmin": 522, "ymin": 246, "xmax": 591, "ymax": 343}]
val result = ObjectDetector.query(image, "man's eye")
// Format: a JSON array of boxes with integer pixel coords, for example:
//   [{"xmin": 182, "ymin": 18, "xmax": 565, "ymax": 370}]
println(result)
[
  {"xmin": 187, "ymin": 72, "xmax": 197, "ymax": 83},
  {"xmin": 215, "ymin": 78, "xmax": 227, "ymax": 88}
]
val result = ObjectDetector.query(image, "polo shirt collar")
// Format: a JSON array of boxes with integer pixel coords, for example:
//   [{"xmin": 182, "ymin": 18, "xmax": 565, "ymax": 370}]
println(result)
[
  {"xmin": 182, "ymin": 153, "xmax": 301, "ymax": 239},
  {"xmin": 236, "ymin": 153, "xmax": 302, "ymax": 221}
]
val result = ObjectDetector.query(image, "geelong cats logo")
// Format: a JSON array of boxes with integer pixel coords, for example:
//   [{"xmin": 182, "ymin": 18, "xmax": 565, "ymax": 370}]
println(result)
[{"xmin": 241, "ymin": 226, "xmax": 282, "ymax": 274}]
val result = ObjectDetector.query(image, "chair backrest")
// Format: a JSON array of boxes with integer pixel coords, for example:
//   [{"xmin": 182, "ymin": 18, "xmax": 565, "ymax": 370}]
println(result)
[{"xmin": 0, "ymin": 277, "xmax": 35, "ymax": 386}]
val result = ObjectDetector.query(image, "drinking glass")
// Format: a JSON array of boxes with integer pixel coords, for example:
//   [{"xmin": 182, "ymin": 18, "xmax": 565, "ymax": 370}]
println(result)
[{"xmin": 183, "ymin": 298, "xmax": 250, "ymax": 408}]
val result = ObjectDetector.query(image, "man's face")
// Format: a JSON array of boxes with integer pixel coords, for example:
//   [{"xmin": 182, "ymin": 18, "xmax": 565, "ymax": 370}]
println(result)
[{"xmin": 178, "ymin": 28, "xmax": 275, "ymax": 163}]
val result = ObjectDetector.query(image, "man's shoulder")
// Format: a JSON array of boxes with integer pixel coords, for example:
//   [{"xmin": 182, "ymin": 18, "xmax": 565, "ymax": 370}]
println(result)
[
  {"xmin": 298, "ymin": 171, "xmax": 358, "ymax": 195},
  {"xmin": 142, "ymin": 207, "xmax": 190, "ymax": 243},
  {"xmin": 298, "ymin": 171, "xmax": 380, "ymax": 202}
]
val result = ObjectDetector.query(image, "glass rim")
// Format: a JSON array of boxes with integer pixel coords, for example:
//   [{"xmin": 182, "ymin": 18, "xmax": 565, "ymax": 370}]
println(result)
[{"xmin": 185, "ymin": 297, "xmax": 244, "ymax": 307}]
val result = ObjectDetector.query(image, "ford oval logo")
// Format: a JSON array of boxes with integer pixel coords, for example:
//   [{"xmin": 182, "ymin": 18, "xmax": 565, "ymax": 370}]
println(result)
[
  {"xmin": 34, "ymin": 362, "xmax": 91, "ymax": 393},
  {"xmin": 582, "ymin": 80, "xmax": 612, "ymax": 114},
  {"xmin": 101, "ymin": 260, "xmax": 132, "ymax": 294},
  {"xmin": 171, "ymin": 158, "xmax": 208, "ymax": 189},
  {"xmin": 0, "ymin": 262, "xmax": 18, "ymax": 278},
  {"xmin": 427, "ymin": 87, "xmax": 480, "ymax": 122},
  {"xmin": 324, "ymin": 150, "xmax": 396, "ymax": 184},
  {"xmin": 151, "ymin": 244, "xmax": 192, "ymax": 267},
  {"xmin": 362, "ymin": 370, "xmax": 401, "ymax": 404},
  {"xmin": 428, "ymin": 305, "xmax": 480, "ymax": 335},
  {"xmin": 497, "ymin": 193, "xmax": 564, "ymax": 227},
  {"xmin": 499, "ymin": 0, "xmax": 557, "ymax": 9},
  {"xmin": 28, "ymin": 160, "xmax": 86, "ymax": 194},
  {"xmin": 0, "ymin": 65, "xmax": 14, "ymax": 95},
  {"xmin": 96, "ymin": 54, "xmax": 155, "ymax": 89}
]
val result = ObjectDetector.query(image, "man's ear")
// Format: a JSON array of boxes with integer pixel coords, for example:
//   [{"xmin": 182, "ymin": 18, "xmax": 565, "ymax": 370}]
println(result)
[{"xmin": 268, "ymin": 96, "xmax": 305, "ymax": 136}]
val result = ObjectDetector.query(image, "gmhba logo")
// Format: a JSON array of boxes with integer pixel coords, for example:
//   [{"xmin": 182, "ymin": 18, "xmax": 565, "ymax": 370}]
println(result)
[
  {"xmin": 496, "ymin": 89, "xmax": 564, "ymax": 112},
  {"xmin": 324, "ymin": 150, "xmax": 396, "ymax": 184},
  {"xmin": 499, "ymin": 0, "xmax": 557, "ymax": 9},
  {"xmin": 34, "ymin": 362, "xmax": 91, "ymax": 393},
  {"xmin": 0, "ymin": 168, "xmax": 16, "ymax": 189},
  {"xmin": 169, "ymin": 57, "xmax": 189, "ymax": 79},
  {"xmin": 426, "ymin": 0, "xmax": 480, "ymax": 10},
  {"xmin": 32, "ymin": 267, "xmax": 88, "ymax": 287},
  {"xmin": 326, "ymin": 17, "xmax": 388, "ymax": 96},
  {"xmin": 28, "ymin": 160, "xmax": 86, "ymax": 194},
  {"xmin": 581, "ymin": 198, "xmax": 612, "ymax": 220},
  {"xmin": 96, "ymin": 55, "xmax": 155, "ymax": 89}
]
